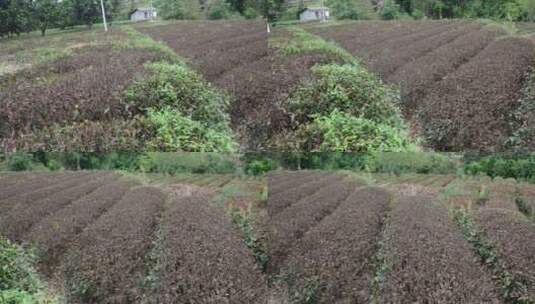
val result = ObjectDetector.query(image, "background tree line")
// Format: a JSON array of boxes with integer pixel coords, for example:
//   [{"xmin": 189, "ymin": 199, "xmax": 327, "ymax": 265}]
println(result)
[
  {"xmin": 323, "ymin": 0, "xmax": 535, "ymax": 21},
  {"xmin": 154, "ymin": 0, "xmax": 282, "ymax": 21},
  {"xmin": 395, "ymin": 0, "xmax": 535, "ymax": 21},
  {"xmin": 0, "ymin": 0, "xmax": 279, "ymax": 38},
  {"xmin": 2, "ymin": 0, "xmax": 535, "ymax": 38},
  {"xmin": 0, "ymin": 0, "xmax": 152, "ymax": 38}
]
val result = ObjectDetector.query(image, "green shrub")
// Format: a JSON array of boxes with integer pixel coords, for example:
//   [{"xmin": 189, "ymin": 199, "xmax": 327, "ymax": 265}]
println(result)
[
  {"xmin": 411, "ymin": 9, "xmax": 425, "ymax": 19},
  {"xmin": 245, "ymin": 159, "xmax": 277, "ymax": 176},
  {"xmin": 243, "ymin": 7, "xmax": 259, "ymax": 19},
  {"xmin": 206, "ymin": 0, "xmax": 238, "ymax": 19},
  {"xmin": 125, "ymin": 62, "xmax": 231, "ymax": 132},
  {"xmin": 137, "ymin": 152, "xmax": 238, "ymax": 174},
  {"xmin": 285, "ymin": 64, "xmax": 403, "ymax": 129},
  {"xmin": 0, "ymin": 238, "xmax": 39, "ymax": 293},
  {"xmin": 296, "ymin": 110, "xmax": 415, "ymax": 152},
  {"xmin": 7, "ymin": 153, "xmax": 34, "ymax": 171},
  {"xmin": 0, "ymin": 237, "xmax": 57, "ymax": 303},
  {"xmin": 327, "ymin": 0, "xmax": 377, "ymax": 20},
  {"xmin": 464, "ymin": 154, "xmax": 535, "ymax": 181},
  {"xmin": 146, "ymin": 108, "xmax": 235, "ymax": 152},
  {"xmin": 0, "ymin": 289, "xmax": 41, "ymax": 304},
  {"xmin": 380, "ymin": 0, "xmax": 401, "ymax": 19}
]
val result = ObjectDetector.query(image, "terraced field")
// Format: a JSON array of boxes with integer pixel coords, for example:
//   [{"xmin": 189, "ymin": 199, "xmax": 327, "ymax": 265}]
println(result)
[
  {"xmin": 136, "ymin": 21, "xmax": 336, "ymax": 148},
  {"xmin": 2, "ymin": 170, "xmax": 535, "ymax": 302},
  {"xmin": 308, "ymin": 20, "xmax": 535, "ymax": 151},
  {"xmin": 265, "ymin": 171, "xmax": 535, "ymax": 302},
  {"xmin": 0, "ymin": 171, "xmax": 265, "ymax": 303},
  {"xmin": 2, "ymin": 20, "xmax": 533, "ymax": 152}
]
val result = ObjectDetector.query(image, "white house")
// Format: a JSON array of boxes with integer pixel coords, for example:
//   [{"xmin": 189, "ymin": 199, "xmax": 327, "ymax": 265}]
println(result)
[
  {"xmin": 299, "ymin": 7, "xmax": 330, "ymax": 21},
  {"xmin": 130, "ymin": 7, "xmax": 157, "ymax": 21}
]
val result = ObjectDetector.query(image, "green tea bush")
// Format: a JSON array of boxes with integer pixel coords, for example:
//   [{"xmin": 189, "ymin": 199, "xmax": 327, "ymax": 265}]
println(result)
[
  {"xmin": 146, "ymin": 108, "xmax": 235, "ymax": 152},
  {"xmin": 296, "ymin": 110, "xmax": 415, "ymax": 152},
  {"xmin": 125, "ymin": 61, "xmax": 236, "ymax": 152},
  {"xmin": 125, "ymin": 62, "xmax": 231, "ymax": 131},
  {"xmin": 286, "ymin": 64, "xmax": 403, "ymax": 128}
]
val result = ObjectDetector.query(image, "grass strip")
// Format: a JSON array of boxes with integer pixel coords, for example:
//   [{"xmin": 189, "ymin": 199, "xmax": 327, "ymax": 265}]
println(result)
[
  {"xmin": 450, "ymin": 207, "xmax": 533, "ymax": 303},
  {"xmin": 270, "ymin": 26, "xmax": 357, "ymax": 65}
]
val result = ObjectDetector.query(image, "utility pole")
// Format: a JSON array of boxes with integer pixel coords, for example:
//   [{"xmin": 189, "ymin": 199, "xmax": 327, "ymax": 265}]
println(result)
[{"xmin": 100, "ymin": 0, "xmax": 108, "ymax": 32}]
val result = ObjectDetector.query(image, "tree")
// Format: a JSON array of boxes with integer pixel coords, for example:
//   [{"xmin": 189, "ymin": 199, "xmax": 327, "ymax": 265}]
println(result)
[
  {"xmin": 56, "ymin": 0, "xmax": 75, "ymax": 29},
  {"xmin": 260, "ymin": 0, "xmax": 283, "ymax": 21},
  {"xmin": 380, "ymin": 0, "xmax": 400, "ymax": 19},
  {"xmin": 3, "ymin": 0, "xmax": 34, "ymax": 37},
  {"xmin": 206, "ymin": 0, "xmax": 234, "ymax": 18},
  {"xmin": 327, "ymin": 0, "xmax": 376, "ymax": 19},
  {"xmin": 71, "ymin": 0, "xmax": 100, "ymax": 29},
  {"xmin": 154, "ymin": 0, "xmax": 201, "ymax": 19},
  {"xmin": 33, "ymin": 0, "xmax": 60, "ymax": 36},
  {"xmin": 0, "ymin": 0, "xmax": 9, "ymax": 38},
  {"xmin": 518, "ymin": 0, "xmax": 535, "ymax": 21}
]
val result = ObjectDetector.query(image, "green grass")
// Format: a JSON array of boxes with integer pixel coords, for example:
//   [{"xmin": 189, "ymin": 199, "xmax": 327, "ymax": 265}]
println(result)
[
  {"xmin": 450, "ymin": 208, "xmax": 532, "ymax": 303},
  {"xmin": 274, "ymin": 263, "xmax": 321, "ymax": 304},
  {"xmin": 479, "ymin": 18, "xmax": 519, "ymax": 35},
  {"xmin": 227, "ymin": 206, "xmax": 269, "ymax": 271},
  {"xmin": 369, "ymin": 198, "xmax": 394, "ymax": 304},
  {"xmin": 118, "ymin": 26, "xmax": 183, "ymax": 63},
  {"xmin": 271, "ymin": 26, "xmax": 357, "ymax": 64},
  {"xmin": 209, "ymin": 179, "xmax": 269, "ymax": 271},
  {"xmin": 141, "ymin": 193, "xmax": 172, "ymax": 303},
  {"xmin": 13, "ymin": 46, "xmax": 71, "ymax": 65}
]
